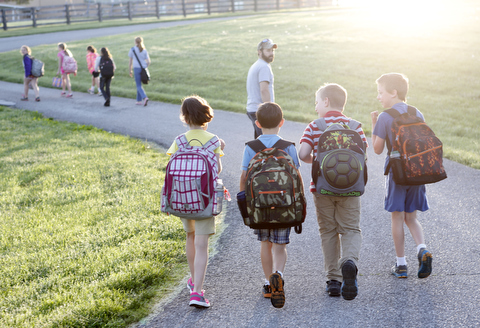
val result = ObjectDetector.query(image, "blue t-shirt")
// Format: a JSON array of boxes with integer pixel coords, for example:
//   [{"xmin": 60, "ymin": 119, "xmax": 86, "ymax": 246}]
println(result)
[
  {"xmin": 373, "ymin": 102, "xmax": 425, "ymax": 170},
  {"xmin": 241, "ymin": 134, "xmax": 300, "ymax": 171}
]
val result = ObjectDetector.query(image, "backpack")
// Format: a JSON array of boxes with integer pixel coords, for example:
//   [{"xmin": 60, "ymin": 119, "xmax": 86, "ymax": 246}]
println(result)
[
  {"xmin": 312, "ymin": 118, "xmax": 367, "ymax": 197},
  {"xmin": 30, "ymin": 56, "xmax": 44, "ymax": 77},
  {"xmin": 62, "ymin": 55, "xmax": 77, "ymax": 74},
  {"xmin": 161, "ymin": 134, "xmax": 222, "ymax": 220},
  {"xmin": 99, "ymin": 57, "xmax": 114, "ymax": 78},
  {"xmin": 384, "ymin": 106, "xmax": 447, "ymax": 185},
  {"xmin": 243, "ymin": 139, "xmax": 306, "ymax": 233}
]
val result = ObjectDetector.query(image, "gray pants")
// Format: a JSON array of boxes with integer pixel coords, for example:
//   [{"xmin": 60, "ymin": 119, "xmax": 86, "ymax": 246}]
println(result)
[{"xmin": 247, "ymin": 111, "xmax": 263, "ymax": 139}]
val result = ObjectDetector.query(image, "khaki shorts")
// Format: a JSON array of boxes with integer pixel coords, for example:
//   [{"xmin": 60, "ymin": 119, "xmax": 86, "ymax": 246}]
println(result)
[{"xmin": 181, "ymin": 217, "xmax": 215, "ymax": 235}]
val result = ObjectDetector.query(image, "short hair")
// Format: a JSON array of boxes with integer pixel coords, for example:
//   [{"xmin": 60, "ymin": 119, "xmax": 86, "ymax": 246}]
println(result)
[
  {"xmin": 256, "ymin": 102, "xmax": 283, "ymax": 128},
  {"xmin": 376, "ymin": 73, "xmax": 409, "ymax": 101},
  {"xmin": 180, "ymin": 95, "xmax": 214, "ymax": 127},
  {"xmin": 316, "ymin": 83, "xmax": 347, "ymax": 109},
  {"xmin": 20, "ymin": 45, "xmax": 31, "ymax": 55}
]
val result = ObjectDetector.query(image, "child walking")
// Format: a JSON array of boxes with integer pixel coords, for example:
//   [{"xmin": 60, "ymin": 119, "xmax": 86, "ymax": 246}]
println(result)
[
  {"xmin": 299, "ymin": 83, "xmax": 368, "ymax": 300},
  {"xmin": 371, "ymin": 73, "xmax": 433, "ymax": 279},
  {"xmin": 239, "ymin": 102, "xmax": 300, "ymax": 309},
  {"xmin": 20, "ymin": 45, "xmax": 40, "ymax": 102},
  {"xmin": 95, "ymin": 47, "xmax": 116, "ymax": 107},
  {"xmin": 56, "ymin": 43, "xmax": 74, "ymax": 98},
  {"xmin": 166, "ymin": 96, "xmax": 225, "ymax": 308},
  {"xmin": 86, "ymin": 45, "xmax": 100, "ymax": 95}
]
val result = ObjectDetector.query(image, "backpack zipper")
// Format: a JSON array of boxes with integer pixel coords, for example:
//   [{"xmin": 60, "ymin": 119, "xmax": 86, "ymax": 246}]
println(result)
[{"xmin": 405, "ymin": 145, "xmax": 442, "ymax": 160}]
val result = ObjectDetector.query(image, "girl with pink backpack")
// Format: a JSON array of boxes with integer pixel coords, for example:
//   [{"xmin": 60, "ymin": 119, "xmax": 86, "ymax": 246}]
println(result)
[{"xmin": 56, "ymin": 42, "xmax": 77, "ymax": 98}]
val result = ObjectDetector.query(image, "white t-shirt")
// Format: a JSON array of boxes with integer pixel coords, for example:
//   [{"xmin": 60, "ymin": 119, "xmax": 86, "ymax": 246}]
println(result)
[{"xmin": 246, "ymin": 58, "xmax": 274, "ymax": 113}]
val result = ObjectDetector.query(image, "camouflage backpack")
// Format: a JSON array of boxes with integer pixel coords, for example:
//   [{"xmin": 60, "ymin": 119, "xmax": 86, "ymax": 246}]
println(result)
[
  {"xmin": 244, "ymin": 139, "xmax": 306, "ymax": 234},
  {"xmin": 312, "ymin": 118, "xmax": 367, "ymax": 197},
  {"xmin": 384, "ymin": 106, "xmax": 447, "ymax": 185}
]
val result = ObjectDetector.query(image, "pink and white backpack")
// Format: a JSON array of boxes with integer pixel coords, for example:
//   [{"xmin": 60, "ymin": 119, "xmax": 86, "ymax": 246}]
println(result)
[
  {"xmin": 161, "ymin": 134, "xmax": 221, "ymax": 220},
  {"xmin": 62, "ymin": 55, "xmax": 77, "ymax": 74}
]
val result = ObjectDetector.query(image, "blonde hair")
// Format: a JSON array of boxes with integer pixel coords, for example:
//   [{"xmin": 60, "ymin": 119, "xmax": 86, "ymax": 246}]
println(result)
[
  {"xmin": 58, "ymin": 42, "xmax": 72, "ymax": 57},
  {"xmin": 20, "ymin": 45, "xmax": 31, "ymax": 55},
  {"xmin": 376, "ymin": 73, "xmax": 409, "ymax": 101},
  {"xmin": 135, "ymin": 36, "xmax": 145, "ymax": 52},
  {"xmin": 316, "ymin": 83, "xmax": 347, "ymax": 110}
]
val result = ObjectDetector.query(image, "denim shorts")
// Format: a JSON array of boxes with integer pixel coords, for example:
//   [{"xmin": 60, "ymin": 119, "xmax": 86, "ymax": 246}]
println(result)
[
  {"xmin": 254, "ymin": 228, "xmax": 291, "ymax": 244},
  {"xmin": 384, "ymin": 173, "xmax": 429, "ymax": 213}
]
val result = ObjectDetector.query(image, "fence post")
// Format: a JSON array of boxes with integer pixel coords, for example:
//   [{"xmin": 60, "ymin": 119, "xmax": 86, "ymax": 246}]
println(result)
[
  {"xmin": 155, "ymin": 0, "xmax": 160, "ymax": 19},
  {"xmin": 1, "ymin": 9, "xmax": 7, "ymax": 31},
  {"xmin": 31, "ymin": 7, "xmax": 37, "ymax": 27},
  {"xmin": 254, "ymin": 0, "xmax": 257, "ymax": 12},
  {"xmin": 65, "ymin": 4, "xmax": 71, "ymax": 24},
  {"xmin": 207, "ymin": 0, "xmax": 211, "ymax": 15},
  {"xmin": 97, "ymin": 3, "xmax": 102, "ymax": 22},
  {"xmin": 231, "ymin": 0, "xmax": 235, "ymax": 13},
  {"xmin": 127, "ymin": 2, "xmax": 132, "ymax": 20},
  {"xmin": 181, "ymin": 0, "xmax": 186, "ymax": 17}
]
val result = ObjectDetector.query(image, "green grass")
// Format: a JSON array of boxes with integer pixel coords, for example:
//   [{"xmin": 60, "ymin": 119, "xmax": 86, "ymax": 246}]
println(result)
[
  {"xmin": 1, "ymin": 3, "xmax": 478, "ymax": 168},
  {"xmin": 0, "ymin": 106, "xmax": 190, "ymax": 327}
]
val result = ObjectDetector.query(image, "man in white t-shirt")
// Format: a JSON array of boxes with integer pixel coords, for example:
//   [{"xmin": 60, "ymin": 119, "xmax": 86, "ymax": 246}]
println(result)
[{"xmin": 246, "ymin": 39, "xmax": 277, "ymax": 138}]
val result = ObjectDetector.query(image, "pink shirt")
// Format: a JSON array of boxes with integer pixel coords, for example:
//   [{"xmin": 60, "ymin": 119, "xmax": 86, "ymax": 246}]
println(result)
[
  {"xmin": 57, "ymin": 51, "xmax": 65, "ymax": 74},
  {"xmin": 86, "ymin": 52, "xmax": 99, "ymax": 73}
]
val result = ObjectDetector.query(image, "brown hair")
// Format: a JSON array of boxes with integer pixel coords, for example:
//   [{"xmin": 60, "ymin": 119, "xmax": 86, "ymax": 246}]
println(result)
[
  {"xmin": 316, "ymin": 83, "xmax": 347, "ymax": 109},
  {"xmin": 180, "ymin": 95, "xmax": 214, "ymax": 127},
  {"xmin": 256, "ymin": 102, "xmax": 283, "ymax": 129},
  {"xmin": 58, "ymin": 42, "xmax": 72, "ymax": 57},
  {"xmin": 101, "ymin": 47, "xmax": 111, "ymax": 59},
  {"xmin": 87, "ymin": 45, "xmax": 96, "ymax": 53},
  {"xmin": 376, "ymin": 73, "xmax": 409, "ymax": 101},
  {"xmin": 135, "ymin": 36, "xmax": 145, "ymax": 52}
]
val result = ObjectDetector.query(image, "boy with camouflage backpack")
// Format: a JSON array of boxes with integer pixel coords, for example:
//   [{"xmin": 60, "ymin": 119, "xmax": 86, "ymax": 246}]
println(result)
[{"xmin": 239, "ymin": 102, "xmax": 305, "ymax": 309}]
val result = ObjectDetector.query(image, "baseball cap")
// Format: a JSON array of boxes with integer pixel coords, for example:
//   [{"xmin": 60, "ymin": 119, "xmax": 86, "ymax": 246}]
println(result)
[{"xmin": 257, "ymin": 39, "xmax": 278, "ymax": 51}]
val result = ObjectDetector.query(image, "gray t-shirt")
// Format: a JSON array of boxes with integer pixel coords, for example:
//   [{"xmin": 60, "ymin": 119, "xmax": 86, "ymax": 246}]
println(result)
[
  {"xmin": 246, "ymin": 58, "xmax": 274, "ymax": 113},
  {"xmin": 128, "ymin": 46, "xmax": 149, "ymax": 69}
]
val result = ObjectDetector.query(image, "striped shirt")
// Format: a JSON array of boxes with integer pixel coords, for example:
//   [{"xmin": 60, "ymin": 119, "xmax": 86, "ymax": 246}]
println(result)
[{"xmin": 300, "ymin": 111, "xmax": 368, "ymax": 193}]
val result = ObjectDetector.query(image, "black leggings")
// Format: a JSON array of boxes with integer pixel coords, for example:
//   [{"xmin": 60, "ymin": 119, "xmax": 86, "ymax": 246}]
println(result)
[{"xmin": 100, "ymin": 76, "xmax": 112, "ymax": 100}]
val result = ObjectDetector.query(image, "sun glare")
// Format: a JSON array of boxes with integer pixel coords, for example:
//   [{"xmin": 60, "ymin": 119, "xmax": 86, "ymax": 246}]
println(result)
[{"xmin": 338, "ymin": 0, "xmax": 455, "ymax": 36}]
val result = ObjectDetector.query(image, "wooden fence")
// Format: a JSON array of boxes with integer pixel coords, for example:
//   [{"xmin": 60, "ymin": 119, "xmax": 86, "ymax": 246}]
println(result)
[{"xmin": 1, "ymin": 0, "xmax": 333, "ymax": 30}]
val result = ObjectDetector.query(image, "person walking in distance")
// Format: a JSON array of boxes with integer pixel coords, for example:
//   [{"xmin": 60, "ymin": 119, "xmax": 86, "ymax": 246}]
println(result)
[
  {"xmin": 128, "ymin": 36, "xmax": 150, "ymax": 106},
  {"xmin": 246, "ymin": 39, "xmax": 277, "ymax": 138}
]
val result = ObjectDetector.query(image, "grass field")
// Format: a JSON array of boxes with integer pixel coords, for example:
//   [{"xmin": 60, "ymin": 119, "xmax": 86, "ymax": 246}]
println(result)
[
  {"xmin": 0, "ymin": 106, "xmax": 193, "ymax": 327},
  {"xmin": 1, "ymin": 2, "xmax": 478, "ymax": 168}
]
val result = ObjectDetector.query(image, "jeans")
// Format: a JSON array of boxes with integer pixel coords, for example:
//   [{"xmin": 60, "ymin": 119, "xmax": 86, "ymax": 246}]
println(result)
[
  {"xmin": 247, "ymin": 111, "xmax": 263, "ymax": 139},
  {"xmin": 100, "ymin": 76, "xmax": 111, "ymax": 101},
  {"xmin": 133, "ymin": 67, "xmax": 147, "ymax": 101}
]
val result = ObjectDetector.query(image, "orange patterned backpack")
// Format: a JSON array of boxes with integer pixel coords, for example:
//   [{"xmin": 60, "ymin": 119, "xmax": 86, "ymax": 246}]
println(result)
[{"xmin": 384, "ymin": 106, "xmax": 447, "ymax": 185}]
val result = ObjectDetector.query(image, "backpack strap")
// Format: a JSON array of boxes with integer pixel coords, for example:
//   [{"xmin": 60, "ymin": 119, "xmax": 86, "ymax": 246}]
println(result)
[
  {"xmin": 313, "ymin": 118, "xmax": 328, "ymax": 132},
  {"xmin": 384, "ymin": 108, "xmax": 401, "ymax": 119},
  {"xmin": 246, "ymin": 139, "xmax": 294, "ymax": 153},
  {"xmin": 203, "ymin": 135, "xmax": 220, "ymax": 152},
  {"xmin": 346, "ymin": 119, "xmax": 361, "ymax": 131}
]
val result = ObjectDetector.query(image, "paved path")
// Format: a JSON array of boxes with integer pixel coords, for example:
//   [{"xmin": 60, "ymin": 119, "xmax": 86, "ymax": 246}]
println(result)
[{"xmin": 1, "ymin": 79, "xmax": 479, "ymax": 328}]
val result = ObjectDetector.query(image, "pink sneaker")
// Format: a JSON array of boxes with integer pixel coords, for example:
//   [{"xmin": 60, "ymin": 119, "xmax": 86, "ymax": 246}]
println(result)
[
  {"xmin": 143, "ymin": 97, "xmax": 149, "ymax": 106},
  {"xmin": 60, "ymin": 92, "xmax": 66, "ymax": 97},
  {"xmin": 187, "ymin": 278, "xmax": 194, "ymax": 294},
  {"xmin": 136, "ymin": 101, "xmax": 143, "ymax": 105},
  {"xmin": 66, "ymin": 94, "xmax": 73, "ymax": 98},
  {"xmin": 189, "ymin": 292, "xmax": 210, "ymax": 308}
]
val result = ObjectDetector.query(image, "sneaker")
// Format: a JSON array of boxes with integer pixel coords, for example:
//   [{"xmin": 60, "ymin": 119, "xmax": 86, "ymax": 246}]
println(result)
[
  {"xmin": 61, "ymin": 92, "xmax": 66, "ymax": 97},
  {"xmin": 35, "ymin": 97, "xmax": 40, "ymax": 102},
  {"xmin": 88, "ymin": 88, "xmax": 94, "ymax": 94},
  {"xmin": 104, "ymin": 99, "xmax": 110, "ymax": 107},
  {"xmin": 189, "ymin": 292, "xmax": 210, "ymax": 308},
  {"xmin": 98, "ymin": 92, "xmax": 103, "ymax": 96},
  {"xmin": 143, "ymin": 97, "xmax": 149, "ymax": 106},
  {"xmin": 326, "ymin": 280, "xmax": 341, "ymax": 297},
  {"xmin": 341, "ymin": 260, "xmax": 358, "ymax": 300},
  {"xmin": 66, "ymin": 94, "xmax": 73, "ymax": 98},
  {"xmin": 269, "ymin": 272, "xmax": 285, "ymax": 308},
  {"xmin": 417, "ymin": 248, "xmax": 433, "ymax": 278},
  {"xmin": 20, "ymin": 96, "xmax": 28, "ymax": 101},
  {"xmin": 187, "ymin": 277, "xmax": 194, "ymax": 294},
  {"xmin": 391, "ymin": 263, "xmax": 408, "ymax": 278},
  {"xmin": 136, "ymin": 101, "xmax": 143, "ymax": 105},
  {"xmin": 262, "ymin": 284, "xmax": 271, "ymax": 298}
]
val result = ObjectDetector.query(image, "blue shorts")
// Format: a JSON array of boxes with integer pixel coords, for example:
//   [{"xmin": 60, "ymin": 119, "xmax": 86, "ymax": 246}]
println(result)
[
  {"xmin": 384, "ymin": 173, "xmax": 429, "ymax": 213},
  {"xmin": 254, "ymin": 228, "xmax": 291, "ymax": 244}
]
